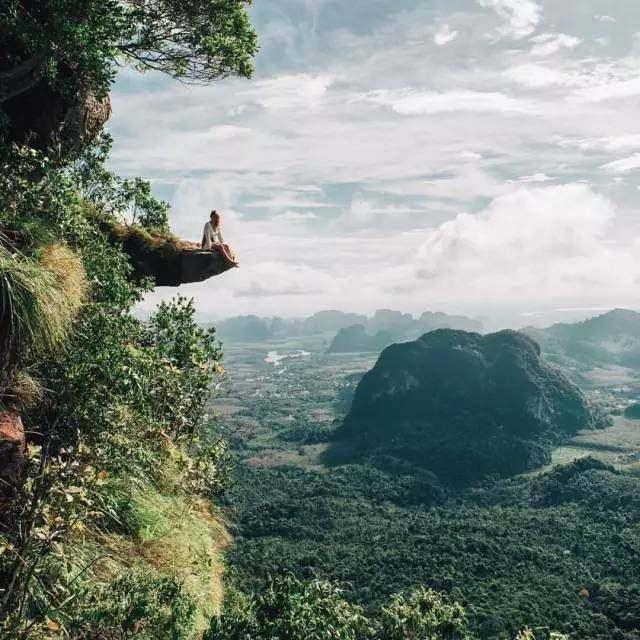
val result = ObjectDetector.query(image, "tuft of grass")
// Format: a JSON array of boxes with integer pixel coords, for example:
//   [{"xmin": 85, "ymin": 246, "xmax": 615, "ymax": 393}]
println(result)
[
  {"xmin": 4, "ymin": 370, "xmax": 44, "ymax": 408},
  {"xmin": 127, "ymin": 484, "xmax": 232, "ymax": 632},
  {"xmin": 0, "ymin": 243, "xmax": 86, "ymax": 373}
]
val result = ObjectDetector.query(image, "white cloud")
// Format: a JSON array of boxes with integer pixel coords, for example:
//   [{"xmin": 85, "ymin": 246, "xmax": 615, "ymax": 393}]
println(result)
[
  {"xmin": 360, "ymin": 89, "xmax": 538, "ymax": 115},
  {"xmin": 247, "ymin": 74, "xmax": 334, "ymax": 111},
  {"xmin": 530, "ymin": 33, "xmax": 581, "ymax": 57},
  {"xmin": 555, "ymin": 134, "xmax": 640, "ymax": 152},
  {"xmin": 206, "ymin": 125, "xmax": 251, "ymax": 140},
  {"xmin": 459, "ymin": 150, "xmax": 483, "ymax": 161},
  {"xmin": 503, "ymin": 63, "xmax": 572, "ymax": 88},
  {"xmin": 595, "ymin": 15, "xmax": 616, "ymax": 23},
  {"xmin": 571, "ymin": 77, "xmax": 640, "ymax": 103},
  {"xmin": 517, "ymin": 173, "xmax": 553, "ymax": 183},
  {"xmin": 434, "ymin": 24, "xmax": 459, "ymax": 46},
  {"xmin": 505, "ymin": 60, "xmax": 640, "ymax": 102},
  {"xmin": 476, "ymin": 0, "xmax": 541, "ymax": 39},
  {"xmin": 601, "ymin": 154, "xmax": 640, "ymax": 173},
  {"xmin": 233, "ymin": 262, "xmax": 338, "ymax": 297},
  {"xmin": 244, "ymin": 194, "xmax": 336, "ymax": 210},
  {"xmin": 411, "ymin": 184, "xmax": 638, "ymax": 301},
  {"xmin": 272, "ymin": 211, "xmax": 318, "ymax": 223}
]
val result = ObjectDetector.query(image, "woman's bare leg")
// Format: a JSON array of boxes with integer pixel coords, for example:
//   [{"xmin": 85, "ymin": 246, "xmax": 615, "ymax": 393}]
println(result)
[{"xmin": 214, "ymin": 243, "xmax": 238, "ymax": 265}]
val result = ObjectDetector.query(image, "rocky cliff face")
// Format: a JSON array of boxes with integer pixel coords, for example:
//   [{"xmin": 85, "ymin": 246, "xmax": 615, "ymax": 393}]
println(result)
[
  {"xmin": 335, "ymin": 329, "xmax": 599, "ymax": 485},
  {"xmin": 0, "ymin": 410, "xmax": 25, "ymax": 514}
]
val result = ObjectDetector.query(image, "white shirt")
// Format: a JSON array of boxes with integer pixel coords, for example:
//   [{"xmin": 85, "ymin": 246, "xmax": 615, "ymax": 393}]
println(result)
[{"xmin": 202, "ymin": 221, "xmax": 224, "ymax": 249}]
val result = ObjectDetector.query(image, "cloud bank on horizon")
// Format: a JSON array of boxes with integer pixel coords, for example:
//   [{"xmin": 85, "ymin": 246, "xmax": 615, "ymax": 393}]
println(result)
[{"xmin": 109, "ymin": 0, "xmax": 640, "ymax": 323}]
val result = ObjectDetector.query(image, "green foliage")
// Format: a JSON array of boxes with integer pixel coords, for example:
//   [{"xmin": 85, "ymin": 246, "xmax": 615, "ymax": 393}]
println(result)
[
  {"xmin": 207, "ymin": 575, "xmax": 474, "ymax": 640},
  {"xmin": 225, "ymin": 459, "xmax": 640, "ymax": 639},
  {"xmin": 143, "ymin": 296, "xmax": 223, "ymax": 439},
  {"xmin": 379, "ymin": 587, "xmax": 471, "ymax": 640},
  {"xmin": 119, "ymin": 177, "xmax": 170, "ymax": 231},
  {"xmin": 68, "ymin": 572, "xmax": 196, "ymax": 640},
  {"xmin": 1, "ymin": 0, "xmax": 258, "ymax": 103},
  {"xmin": 121, "ymin": 0, "xmax": 259, "ymax": 82},
  {"xmin": 183, "ymin": 439, "xmax": 234, "ymax": 497},
  {"xmin": 0, "ymin": 145, "xmax": 228, "ymax": 635},
  {"xmin": 206, "ymin": 574, "xmax": 371, "ymax": 640},
  {"xmin": 529, "ymin": 457, "xmax": 620, "ymax": 509}
]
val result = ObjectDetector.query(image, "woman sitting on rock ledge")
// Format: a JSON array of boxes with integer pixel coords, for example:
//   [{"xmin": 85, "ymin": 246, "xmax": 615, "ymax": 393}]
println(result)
[{"xmin": 201, "ymin": 210, "xmax": 238, "ymax": 266}]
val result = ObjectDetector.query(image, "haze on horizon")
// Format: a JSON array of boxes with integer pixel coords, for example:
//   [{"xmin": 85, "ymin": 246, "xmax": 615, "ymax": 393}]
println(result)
[{"xmin": 110, "ymin": 0, "xmax": 640, "ymax": 327}]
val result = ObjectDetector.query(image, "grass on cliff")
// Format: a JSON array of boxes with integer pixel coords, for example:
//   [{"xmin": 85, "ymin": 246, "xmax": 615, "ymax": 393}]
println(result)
[
  {"xmin": 53, "ymin": 458, "xmax": 231, "ymax": 638},
  {"xmin": 0, "ymin": 243, "xmax": 86, "ymax": 372}
]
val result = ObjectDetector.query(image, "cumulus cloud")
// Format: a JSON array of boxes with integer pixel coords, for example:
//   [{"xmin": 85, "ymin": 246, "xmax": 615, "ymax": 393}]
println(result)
[
  {"xmin": 411, "ymin": 184, "xmax": 638, "ymax": 301},
  {"xmin": 206, "ymin": 125, "xmax": 252, "ymax": 140},
  {"xmin": 476, "ymin": 0, "xmax": 541, "ymax": 39},
  {"xmin": 458, "ymin": 150, "xmax": 483, "ymax": 161},
  {"xmin": 272, "ymin": 211, "xmax": 318, "ymax": 223},
  {"xmin": 556, "ymin": 134, "xmax": 640, "ymax": 152}
]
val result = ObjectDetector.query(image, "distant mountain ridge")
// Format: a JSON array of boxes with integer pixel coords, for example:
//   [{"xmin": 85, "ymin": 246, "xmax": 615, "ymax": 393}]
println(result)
[
  {"xmin": 327, "ymin": 325, "xmax": 393, "ymax": 353},
  {"xmin": 328, "ymin": 311, "xmax": 485, "ymax": 353},
  {"xmin": 332, "ymin": 329, "xmax": 602, "ymax": 486},
  {"xmin": 213, "ymin": 309, "xmax": 483, "ymax": 343},
  {"xmin": 523, "ymin": 308, "xmax": 640, "ymax": 369}
]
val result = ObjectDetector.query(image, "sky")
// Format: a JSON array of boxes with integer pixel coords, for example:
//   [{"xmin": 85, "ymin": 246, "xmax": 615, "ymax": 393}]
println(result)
[{"xmin": 109, "ymin": 0, "xmax": 640, "ymax": 326}]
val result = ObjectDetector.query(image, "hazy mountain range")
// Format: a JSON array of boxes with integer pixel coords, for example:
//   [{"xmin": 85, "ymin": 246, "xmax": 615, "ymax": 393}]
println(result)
[{"xmin": 213, "ymin": 309, "xmax": 483, "ymax": 343}]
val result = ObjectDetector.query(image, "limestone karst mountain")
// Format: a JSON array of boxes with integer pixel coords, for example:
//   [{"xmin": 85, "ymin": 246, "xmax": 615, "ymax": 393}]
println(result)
[{"xmin": 334, "ymin": 329, "xmax": 601, "ymax": 485}]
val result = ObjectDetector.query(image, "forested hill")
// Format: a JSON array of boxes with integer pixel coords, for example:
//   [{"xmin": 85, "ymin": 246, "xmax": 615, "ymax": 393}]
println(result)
[
  {"xmin": 524, "ymin": 308, "xmax": 640, "ymax": 369},
  {"xmin": 334, "ymin": 329, "xmax": 604, "ymax": 485},
  {"xmin": 327, "ymin": 324, "xmax": 394, "ymax": 353}
]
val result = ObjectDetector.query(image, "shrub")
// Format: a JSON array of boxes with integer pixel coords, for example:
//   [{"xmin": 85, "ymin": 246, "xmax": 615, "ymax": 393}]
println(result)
[
  {"xmin": 378, "ymin": 587, "xmax": 471, "ymax": 640},
  {"xmin": 205, "ymin": 574, "xmax": 371, "ymax": 640},
  {"xmin": 68, "ymin": 572, "xmax": 196, "ymax": 640}
]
